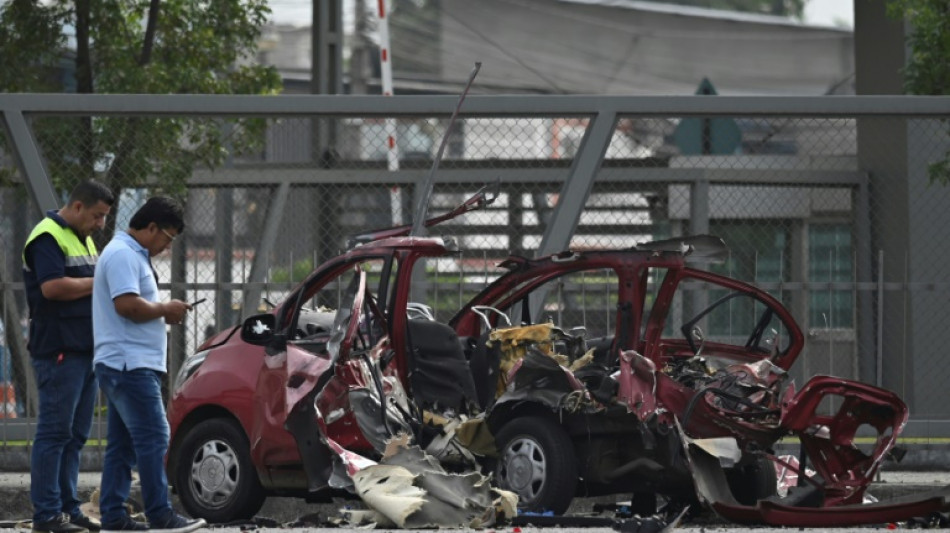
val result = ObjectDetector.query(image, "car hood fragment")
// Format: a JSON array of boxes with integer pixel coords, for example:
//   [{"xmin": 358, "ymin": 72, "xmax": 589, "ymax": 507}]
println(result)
[{"xmin": 327, "ymin": 433, "xmax": 518, "ymax": 529}]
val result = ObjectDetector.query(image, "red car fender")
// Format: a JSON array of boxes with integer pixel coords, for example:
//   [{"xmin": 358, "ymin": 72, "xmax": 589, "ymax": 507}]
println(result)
[{"xmin": 780, "ymin": 375, "xmax": 908, "ymax": 506}]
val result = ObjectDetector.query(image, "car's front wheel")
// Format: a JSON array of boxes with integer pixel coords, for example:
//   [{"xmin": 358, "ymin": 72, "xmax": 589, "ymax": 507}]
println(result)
[
  {"xmin": 174, "ymin": 418, "xmax": 265, "ymax": 523},
  {"xmin": 493, "ymin": 416, "xmax": 578, "ymax": 515}
]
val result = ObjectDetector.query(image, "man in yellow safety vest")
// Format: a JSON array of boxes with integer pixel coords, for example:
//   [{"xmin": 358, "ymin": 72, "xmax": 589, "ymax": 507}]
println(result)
[{"xmin": 22, "ymin": 180, "xmax": 114, "ymax": 533}]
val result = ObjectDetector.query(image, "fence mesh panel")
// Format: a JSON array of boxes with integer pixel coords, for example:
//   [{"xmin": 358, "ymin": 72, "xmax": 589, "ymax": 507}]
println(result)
[{"xmin": 2, "ymin": 105, "xmax": 950, "ymax": 441}]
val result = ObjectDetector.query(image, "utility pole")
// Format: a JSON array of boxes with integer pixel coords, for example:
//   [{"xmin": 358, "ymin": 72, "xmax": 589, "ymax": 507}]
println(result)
[
  {"xmin": 351, "ymin": 0, "xmax": 370, "ymax": 96},
  {"xmin": 311, "ymin": 0, "xmax": 344, "ymax": 302},
  {"xmin": 311, "ymin": 0, "xmax": 343, "ymax": 164}
]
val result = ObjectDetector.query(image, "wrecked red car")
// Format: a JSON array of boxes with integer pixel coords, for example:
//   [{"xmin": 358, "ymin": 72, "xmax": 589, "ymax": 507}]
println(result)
[{"xmin": 166, "ymin": 188, "xmax": 941, "ymax": 527}]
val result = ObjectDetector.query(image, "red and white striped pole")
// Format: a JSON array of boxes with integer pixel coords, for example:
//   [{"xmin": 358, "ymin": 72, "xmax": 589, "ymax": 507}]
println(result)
[{"xmin": 377, "ymin": 0, "xmax": 403, "ymax": 223}]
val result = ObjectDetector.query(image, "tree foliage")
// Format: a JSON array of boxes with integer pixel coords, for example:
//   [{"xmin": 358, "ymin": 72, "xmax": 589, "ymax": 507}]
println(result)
[
  {"xmin": 0, "ymin": 0, "xmax": 282, "ymax": 211},
  {"xmin": 887, "ymin": 0, "xmax": 950, "ymax": 184}
]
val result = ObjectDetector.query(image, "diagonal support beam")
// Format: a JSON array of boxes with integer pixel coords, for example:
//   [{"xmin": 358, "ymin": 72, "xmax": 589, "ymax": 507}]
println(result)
[
  {"xmin": 242, "ymin": 181, "xmax": 290, "ymax": 320},
  {"xmin": 529, "ymin": 111, "xmax": 617, "ymax": 320},
  {"xmin": 1, "ymin": 109, "xmax": 57, "ymax": 212},
  {"xmin": 536, "ymin": 111, "xmax": 617, "ymax": 257}
]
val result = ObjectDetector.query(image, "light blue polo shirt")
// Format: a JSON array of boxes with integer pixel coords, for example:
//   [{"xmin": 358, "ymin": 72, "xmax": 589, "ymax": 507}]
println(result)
[{"xmin": 93, "ymin": 231, "xmax": 168, "ymax": 373}]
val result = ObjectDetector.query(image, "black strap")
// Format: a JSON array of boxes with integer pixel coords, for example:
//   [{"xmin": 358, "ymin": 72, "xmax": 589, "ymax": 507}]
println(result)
[{"xmin": 149, "ymin": 260, "xmax": 159, "ymax": 285}]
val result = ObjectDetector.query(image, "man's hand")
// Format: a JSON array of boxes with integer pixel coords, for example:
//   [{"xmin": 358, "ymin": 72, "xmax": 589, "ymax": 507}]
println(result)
[
  {"xmin": 162, "ymin": 300, "xmax": 193, "ymax": 325},
  {"xmin": 113, "ymin": 294, "xmax": 193, "ymax": 324}
]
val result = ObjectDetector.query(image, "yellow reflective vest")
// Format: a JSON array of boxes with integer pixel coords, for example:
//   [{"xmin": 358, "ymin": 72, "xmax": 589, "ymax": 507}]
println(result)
[{"xmin": 22, "ymin": 212, "xmax": 98, "ymax": 358}]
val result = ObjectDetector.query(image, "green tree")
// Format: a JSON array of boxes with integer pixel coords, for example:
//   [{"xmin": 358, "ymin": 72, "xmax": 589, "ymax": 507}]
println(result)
[
  {"xmin": 887, "ymin": 0, "xmax": 950, "ymax": 184},
  {"xmin": 0, "ymin": 0, "xmax": 282, "ymax": 225}
]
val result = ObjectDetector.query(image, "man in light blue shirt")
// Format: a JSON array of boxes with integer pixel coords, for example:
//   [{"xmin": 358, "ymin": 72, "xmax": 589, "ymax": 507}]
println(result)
[
  {"xmin": 92, "ymin": 196, "xmax": 205, "ymax": 533},
  {"xmin": 93, "ymin": 228, "xmax": 169, "ymax": 372}
]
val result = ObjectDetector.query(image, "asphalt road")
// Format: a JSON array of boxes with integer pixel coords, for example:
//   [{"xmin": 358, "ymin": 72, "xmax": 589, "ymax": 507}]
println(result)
[{"xmin": 3, "ymin": 471, "xmax": 950, "ymax": 531}]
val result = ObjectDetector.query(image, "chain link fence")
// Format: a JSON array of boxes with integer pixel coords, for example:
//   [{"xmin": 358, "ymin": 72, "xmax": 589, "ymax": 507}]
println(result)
[{"xmin": 1, "ymin": 96, "xmax": 949, "ymax": 447}]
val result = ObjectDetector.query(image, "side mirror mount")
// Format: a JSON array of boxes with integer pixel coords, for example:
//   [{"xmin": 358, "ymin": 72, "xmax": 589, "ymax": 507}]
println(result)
[{"xmin": 241, "ymin": 314, "xmax": 280, "ymax": 347}]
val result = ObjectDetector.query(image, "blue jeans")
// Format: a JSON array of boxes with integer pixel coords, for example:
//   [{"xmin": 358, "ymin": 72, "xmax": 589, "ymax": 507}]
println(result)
[
  {"xmin": 30, "ymin": 354, "xmax": 97, "ymax": 523},
  {"xmin": 95, "ymin": 364, "xmax": 174, "ymax": 525}
]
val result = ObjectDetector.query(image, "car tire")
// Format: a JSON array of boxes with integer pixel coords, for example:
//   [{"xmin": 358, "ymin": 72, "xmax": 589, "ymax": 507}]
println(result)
[
  {"xmin": 726, "ymin": 455, "xmax": 777, "ymax": 505},
  {"xmin": 493, "ymin": 416, "xmax": 578, "ymax": 515},
  {"xmin": 174, "ymin": 418, "xmax": 265, "ymax": 523}
]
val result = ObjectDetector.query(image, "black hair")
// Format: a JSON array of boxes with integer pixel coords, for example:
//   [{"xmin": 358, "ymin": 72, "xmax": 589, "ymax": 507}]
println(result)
[
  {"xmin": 129, "ymin": 196, "xmax": 185, "ymax": 233},
  {"xmin": 69, "ymin": 180, "xmax": 115, "ymax": 207}
]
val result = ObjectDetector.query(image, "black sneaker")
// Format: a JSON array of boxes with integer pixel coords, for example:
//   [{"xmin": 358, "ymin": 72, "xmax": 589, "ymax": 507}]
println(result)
[
  {"xmin": 99, "ymin": 515, "xmax": 148, "ymax": 533},
  {"xmin": 148, "ymin": 513, "xmax": 206, "ymax": 533},
  {"xmin": 33, "ymin": 513, "xmax": 88, "ymax": 533},
  {"xmin": 70, "ymin": 514, "xmax": 101, "ymax": 532}
]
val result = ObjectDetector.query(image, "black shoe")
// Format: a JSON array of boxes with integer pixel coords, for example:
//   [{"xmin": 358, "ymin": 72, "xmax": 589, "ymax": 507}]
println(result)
[
  {"xmin": 33, "ymin": 514, "xmax": 88, "ymax": 533},
  {"xmin": 70, "ymin": 514, "xmax": 101, "ymax": 532},
  {"xmin": 99, "ymin": 515, "xmax": 148, "ymax": 533},
  {"xmin": 148, "ymin": 513, "xmax": 206, "ymax": 533}
]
